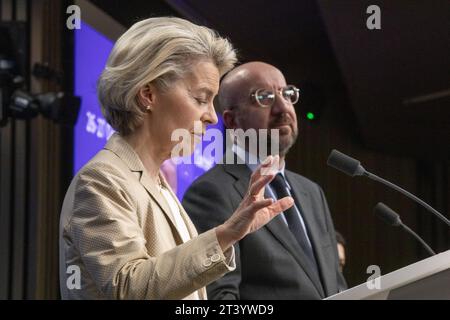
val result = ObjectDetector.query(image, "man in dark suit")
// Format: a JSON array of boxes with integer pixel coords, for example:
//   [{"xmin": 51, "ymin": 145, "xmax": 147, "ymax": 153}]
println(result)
[{"xmin": 183, "ymin": 61, "xmax": 346, "ymax": 299}]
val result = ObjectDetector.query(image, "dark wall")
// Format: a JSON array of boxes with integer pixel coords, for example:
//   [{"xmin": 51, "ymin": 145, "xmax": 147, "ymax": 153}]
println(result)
[{"xmin": 287, "ymin": 86, "xmax": 450, "ymax": 286}]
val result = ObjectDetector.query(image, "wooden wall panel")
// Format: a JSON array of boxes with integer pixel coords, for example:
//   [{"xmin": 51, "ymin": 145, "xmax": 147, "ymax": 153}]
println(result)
[
  {"xmin": 28, "ymin": 0, "xmax": 65, "ymax": 299},
  {"xmin": 0, "ymin": 0, "xmax": 66, "ymax": 299},
  {"xmin": 0, "ymin": 121, "xmax": 12, "ymax": 299}
]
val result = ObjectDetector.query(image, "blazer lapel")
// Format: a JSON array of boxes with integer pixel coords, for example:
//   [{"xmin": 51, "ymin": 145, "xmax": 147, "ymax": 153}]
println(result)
[
  {"xmin": 156, "ymin": 174, "xmax": 206, "ymax": 299},
  {"xmin": 139, "ymin": 171, "xmax": 184, "ymax": 243},
  {"xmin": 103, "ymin": 133, "xmax": 183, "ymax": 244},
  {"xmin": 160, "ymin": 174, "xmax": 199, "ymax": 239},
  {"xmin": 224, "ymin": 162, "xmax": 325, "ymax": 297}
]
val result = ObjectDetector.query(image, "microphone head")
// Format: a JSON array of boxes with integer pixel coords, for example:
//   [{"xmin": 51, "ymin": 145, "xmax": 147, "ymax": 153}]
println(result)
[
  {"xmin": 374, "ymin": 202, "xmax": 402, "ymax": 227},
  {"xmin": 327, "ymin": 149, "xmax": 365, "ymax": 177}
]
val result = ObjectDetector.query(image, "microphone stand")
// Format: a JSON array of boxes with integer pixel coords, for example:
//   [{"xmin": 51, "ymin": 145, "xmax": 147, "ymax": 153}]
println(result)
[{"xmin": 365, "ymin": 171, "xmax": 450, "ymax": 227}]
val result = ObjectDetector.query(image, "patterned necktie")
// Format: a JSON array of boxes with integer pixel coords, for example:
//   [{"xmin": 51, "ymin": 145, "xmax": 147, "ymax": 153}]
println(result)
[{"xmin": 269, "ymin": 173, "xmax": 318, "ymax": 269}]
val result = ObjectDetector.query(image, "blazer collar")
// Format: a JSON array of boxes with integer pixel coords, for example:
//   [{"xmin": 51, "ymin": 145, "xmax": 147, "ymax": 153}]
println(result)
[{"xmin": 104, "ymin": 133, "xmax": 144, "ymax": 172}]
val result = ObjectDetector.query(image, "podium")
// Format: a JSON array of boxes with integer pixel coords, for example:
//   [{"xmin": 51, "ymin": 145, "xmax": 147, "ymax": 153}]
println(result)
[{"xmin": 326, "ymin": 250, "xmax": 450, "ymax": 300}]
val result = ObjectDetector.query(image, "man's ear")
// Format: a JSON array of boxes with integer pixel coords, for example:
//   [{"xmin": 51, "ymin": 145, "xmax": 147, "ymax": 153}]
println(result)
[
  {"xmin": 137, "ymin": 83, "xmax": 157, "ymax": 111},
  {"xmin": 222, "ymin": 109, "xmax": 238, "ymax": 129}
]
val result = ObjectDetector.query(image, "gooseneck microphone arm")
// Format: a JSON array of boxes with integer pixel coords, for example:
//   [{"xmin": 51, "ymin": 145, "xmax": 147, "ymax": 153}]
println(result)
[
  {"xmin": 399, "ymin": 223, "xmax": 436, "ymax": 256},
  {"xmin": 364, "ymin": 171, "xmax": 450, "ymax": 227},
  {"xmin": 374, "ymin": 203, "xmax": 436, "ymax": 256},
  {"xmin": 327, "ymin": 149, "xmax": 450, "ymax": 227}
]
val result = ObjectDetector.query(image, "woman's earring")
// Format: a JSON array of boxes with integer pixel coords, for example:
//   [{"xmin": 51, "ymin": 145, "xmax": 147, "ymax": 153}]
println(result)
[{"xmin": 146, "ymin": 105, "xmax": 151, "ymax": 111}]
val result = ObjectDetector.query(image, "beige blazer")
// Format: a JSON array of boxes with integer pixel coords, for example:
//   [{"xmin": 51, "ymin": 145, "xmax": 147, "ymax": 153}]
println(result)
[{"xmin": 59, "ymin": 133, "xmax": 235, "ymax": 299}]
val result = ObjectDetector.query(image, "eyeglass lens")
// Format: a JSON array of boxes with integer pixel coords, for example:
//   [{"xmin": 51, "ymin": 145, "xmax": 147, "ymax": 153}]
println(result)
[{"xmin": 255, "ymin": 86, "xmax": 299, "ymax": 106}]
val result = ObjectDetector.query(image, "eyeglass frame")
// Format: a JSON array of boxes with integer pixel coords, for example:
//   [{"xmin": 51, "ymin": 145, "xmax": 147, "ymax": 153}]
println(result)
[{"xmin": 250, "ymin": 85, "xmax": 300, "ymax": 108}]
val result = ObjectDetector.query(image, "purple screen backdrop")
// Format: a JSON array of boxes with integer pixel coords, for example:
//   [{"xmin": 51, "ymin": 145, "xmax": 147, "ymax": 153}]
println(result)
[{"xmin": 74, "ymin": 21, "xmax": 224, "ymax": 200}]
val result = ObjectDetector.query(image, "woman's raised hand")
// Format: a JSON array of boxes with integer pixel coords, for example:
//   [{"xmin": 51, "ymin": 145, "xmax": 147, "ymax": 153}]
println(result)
[{"xmin": 215, "ymin": 155, "xmax": 294, "ymax": 251}]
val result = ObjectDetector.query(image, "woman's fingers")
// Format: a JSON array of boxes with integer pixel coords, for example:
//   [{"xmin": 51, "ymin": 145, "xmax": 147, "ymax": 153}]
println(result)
[
  {"xmin": 268, "ymin": 196, "xmax": 294, "ymax": 214},
  {"xmin": 247, "ymin": 196, "xmax": 294, "ymax": 222},
  {"xmin": 259, "ymin": 154, "xmax": 280, "ymax": 177},
  {"xmin": 249, "ymin": 155, "xmax": 279, "ymax": 185},
  {"xmin": 248, "ymin": 198, "xmax": 275, "ymax": 213},
  {"xmin": 248, "ymin": 196, "xmax": 294, "ymax": 216},
  {"xmin": 247, "ymin": 174, "xmax": 273, "ymax": 199}
]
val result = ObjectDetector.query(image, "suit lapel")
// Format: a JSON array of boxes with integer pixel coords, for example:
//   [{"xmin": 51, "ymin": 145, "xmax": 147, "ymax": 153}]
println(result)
[
  {"xmin": 285, "ymin": 171, "xmax": 329, "ymax": 296},
  {"xmin": 264, "ymin": 214, "xmax": 324, "ymax": 296},
  {"xmin": 224, "ymin": 163, "xmax": 325, "ymax": 297}
]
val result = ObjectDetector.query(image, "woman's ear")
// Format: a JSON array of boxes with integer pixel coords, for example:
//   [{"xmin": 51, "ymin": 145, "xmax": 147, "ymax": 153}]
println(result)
[{"xmin": 137, "ymin": 83, "xmax": 156, "ymax": 111}]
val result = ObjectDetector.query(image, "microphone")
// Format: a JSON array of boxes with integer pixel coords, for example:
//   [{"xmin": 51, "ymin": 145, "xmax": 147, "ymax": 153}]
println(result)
[
  {"xmin": 374, "ymin": 202, "xmax": 436, "ymax": 256},
  {"xmin": 326, "ymin": 149, "xmax": 366, "ymax": 177},
  {"xmin": 327, "ymin": 149, "xmax": 450, "ymax": 227}
]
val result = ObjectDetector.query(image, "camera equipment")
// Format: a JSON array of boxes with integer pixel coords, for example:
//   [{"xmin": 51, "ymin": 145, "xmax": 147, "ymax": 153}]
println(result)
[{"xmin": 0, "ymin": 22, "xmax": 80, "ymax": 127}]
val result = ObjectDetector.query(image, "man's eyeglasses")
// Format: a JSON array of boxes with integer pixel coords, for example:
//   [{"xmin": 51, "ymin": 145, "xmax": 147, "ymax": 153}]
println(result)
[{"xmin": 251, "ymin": 85, "xmax": 300, "ymax": 108}]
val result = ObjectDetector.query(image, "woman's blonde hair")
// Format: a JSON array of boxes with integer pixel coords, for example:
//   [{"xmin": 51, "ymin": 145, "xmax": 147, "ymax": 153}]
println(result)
[{"xmin": 97, "ymin": 17, "xmax": 237, "ymax": 135}]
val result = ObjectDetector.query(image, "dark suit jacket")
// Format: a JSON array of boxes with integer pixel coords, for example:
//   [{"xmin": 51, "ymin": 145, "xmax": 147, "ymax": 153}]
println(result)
[{"xmin": 183, "ymin": 162, "xmax": 347, "ymax": 300}]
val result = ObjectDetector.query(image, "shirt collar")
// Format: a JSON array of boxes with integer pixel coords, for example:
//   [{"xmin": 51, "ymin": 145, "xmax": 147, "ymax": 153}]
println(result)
[{"xmin": 232, "ymin": 143, "xmax": 290, "ymax": 188}]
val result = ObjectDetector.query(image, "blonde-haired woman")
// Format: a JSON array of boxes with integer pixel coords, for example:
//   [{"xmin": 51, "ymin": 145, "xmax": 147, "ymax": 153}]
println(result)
[{"xmin": 59, "ymin": 17, "xmax": 293, "ymax": 300}]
